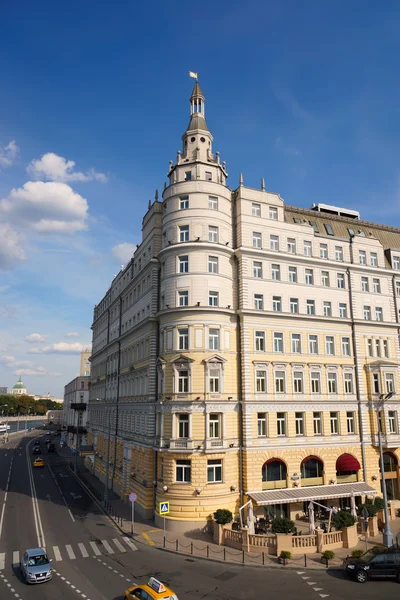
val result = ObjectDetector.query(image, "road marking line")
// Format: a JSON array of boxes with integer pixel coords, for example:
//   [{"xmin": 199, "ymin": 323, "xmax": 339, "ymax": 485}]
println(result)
[
  {"xmin": 319, "ymin": 595, "xmax": 329, "ymax": 599},
  {"xmin": 101, "ymin": 540, "xmax": 114, "ymax": 554},
  {"xmin": 0, "ymin": 553, "xmax": 4, "ymax": 569},
  {"xmin": 12, "ymin": 551, "xmax": 19, "ymax": 566},
  {"xmin": 122, "ymin": 536, "xmax": 138, "ymax": 552},
  {"xmin": 112, "ymin": 538, "xmax": 126, "ymax": 553},
  {"xmin": 26, "ymin": 439, "xmax": 45, "ymax": 548},
  {"xmin": 141, "ymin": 532, "xmax": 155, "ymax": 546},
  {"xmin": 314, "ymin": 589, "xmax": 323, "ymax": 592},
  {"xmin": 78, "ymin": 543, "xmax": 89, "ymax": 558},
  {"xmin": 89, "ymin": 542, "xmax": 101, "ymax": 556},
  {"xmin": 307, "ymin": 582, "xmax": 317, "ymax": 585},
  {"xmin": 47, "ymin": 464, "xmax": 75, "ymax": 522},
  {"xmin": 65, "ymin": 545, "xmax": 76, "ymax": 560},
  {"xmin": 302, "ymin": 576, "xmax": 310, "ymax": 580},
  {"xmin": 53, "ymin": 546, "xmax": 62, "ymax": 561},
  {"xmin": 297, "ymin": 571, "xmax": 305, "ymax": 574}
]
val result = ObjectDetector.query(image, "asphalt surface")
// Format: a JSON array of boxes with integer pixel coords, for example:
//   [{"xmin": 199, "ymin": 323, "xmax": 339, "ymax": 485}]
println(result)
[{"xmin": 0, "ymin": 430, "xmax": 399, "ymax": 600}]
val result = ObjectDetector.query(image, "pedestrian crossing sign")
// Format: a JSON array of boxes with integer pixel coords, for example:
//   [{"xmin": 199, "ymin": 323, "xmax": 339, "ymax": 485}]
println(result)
[{"xmin": 159, "ymin": 501, "xmax": 170, "ymax": 515}]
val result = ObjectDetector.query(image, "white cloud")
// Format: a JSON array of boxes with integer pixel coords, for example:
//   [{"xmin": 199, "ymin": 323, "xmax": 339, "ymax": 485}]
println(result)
[
  {"xmin": 13, "ymin": 367, "xmax": 46, "ymax": 376},
  {"xmin": 112, "ymin": 243, "xmax": 136, "ymax": 264},
  {"xmin": 0, "ymin": 140, "xmax": 19, "ymax": 168},
  {"xmin": 25, "ymin": 333, "xmax": 48, "ymax": 343},
  {"xmin": 65, "ymin": 332, "xmax": 79, "ymax": 337},
  {"xmin": 0, "ymin": 223, "xmax": 26, "ymax": 270},
  {"xmin": 0, "ymin": 181, "xmax": 89, "ymax": 234},
  {"xmin": 0, "ymin": 355, "xmax": 33, "ymax": 368},
  {"xmin": 27, "ymin": 152, "xmax": 108, "ymax": 183},
  {"xmin": 28, "ymin": 342, "xmax": 91, "ymax": 355}
]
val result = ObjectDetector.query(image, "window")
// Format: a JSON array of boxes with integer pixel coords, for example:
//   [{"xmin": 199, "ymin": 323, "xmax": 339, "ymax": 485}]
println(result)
[
  {"xmin": 309, "ymin": 334, "xmax": 318, "ymax": 354},
  {"xmin": 257, "ymin": 412, "xmax": 267, "ymax": 436},
  {"xmin": 254, "ymin": 294, "xmax": 264, "ymax": 310},
  {"xmin": 306, "ymin": 299, "xmax": 315, "ymax": 315},
  {"xmin": 330, "ymin": 412, "xmax": 339, "ymax": 435},
  {"xmin": 322, "ymin": 271, "xmax": 330, "ymax": 287},
  {"xmin": 287, "ymin": 238, "xmax": 296, "ymax": 253},
  {"xmin": 347, "ymin": 228, "xmax": 355, "ymax": 237},
  {"xmin": 323, "ymin": 301, "xmax": 332, "ymax": 317},
  {"xmin": 209, "ymin": 369, "xmax": 220, "ymax": 392},
  {"xmin": 367, "ymin": 338, "xmax": 373, "ymax": 357},
  {"xmin": 324, "ymin": 223, "xmax": 334, "ymax": 235},
  {"xmin": 396, "ymin": 281, "xmax": 400, "ymax": 296},
  {"xmin": 178, "ymin": 414, "xmax": 189, "ymax": 438},
  {"xmin": 305, "ymin": 268, "xmax": 314, "ymax": 285},
  {"xmin": 185, "ymin": 171, "xmax": 192, "ymax": 181},
  {"xmin": 388, "ymin": 411, "xmax": 397, "ymax": 434},
  {"xmin": 271, "ymin": 264, "xmax": 280, "ymax": 281},
  {"xmin": 326, "ymin": 336, "xmax": 335, "ymax": 355},
  {"xmin": 346, "ymin": 412, "xmax": 355, "ymax": 434},
  {"xmin": 209, "ymin": 329, "xmax": 219, "ymax": 350},
  {"xmin": 273, "ymin": 332, "xmax": 283, "ymax": 352},
  {"xmin": 290, "ymin": 297, "xmax": 299, "ymax": 313},
  {"xmin": 209, "ymin": 291, "xmax": 219, "ymax": 306},
  {"xmin": 178, "ymin": 327, "xmax": 189, "ymax": 350},
  {"xmin": 209, "ymin": 196, "xmax": 218, "ymax": 210},
  {"xmin": 293, "ymin": 371, "xmax": 303, "ymax": 393},
  {"xmin": 309, "ymin": 220, "xmax": 319, "ymax": 233},
  {"xmin": 344, "ymin": 372, "xmax": 354, "ymax": 394},
  {"xmin": 335, "ymin": 246, "xmax": 343, "ymax": 261},
  {"xmin": 208, "ymin": 256, "xmax": 218, "ymax": 273},
  {"xmin": 176, "ymin": 459, "xmax": 191, "ymax": 482},
  {"xmin": 385, "ymin": 373, "xmax": 395, "ymax": 393},
  {"xmin": 288, "ymin": 266, "xmax": 297, "ymax": 283},
  {"xmin": 313, "ymin": 412, "xmax": 322, "ymax": 435},
  {"xmin": 359, "ymin": 250, "xmax": 366, "ymax": 265},
  {"xmin": 209, "ymin": 413, "xmax": 221, "ymax": 438},
  {"xmin": 337, "ymin": 273, "xmax": 345, "ymax": 289},
  {"xmin": 256, "ymin": 370, "xmax": 267, "ymax": 392},
  {"xmin": 293, "ymin": 217, "xmax": 301, "ymax": 224},
  {"xmin": 208, "ymin": 226, "xmax": 218, "ymax": 242},
  {"xmin": 339, "ymin": 303, "xmax": 348, "ymax": 318},
  {"xmin": 205, "ymin": 171, "xmax": 212, "ymax": 181},
  {"xmin": 295, "ymin": 412, "xmax": 304, "ymax": 436},
  {"xmin": 361, "ymin": 276, "xmax": 369, "ymax": 292},
  {"xmin": 80, "ymin": 381, "xmax": 85, "ymax": 389},
  {"xmin": 255, "ymin": 331, "xmax": 265, "ymax": 351},
  {"xmin": 373, "ymin": 373, "xmax": 380, "ymax": 394},
  {"xmin": 178, "ymin": 291, "xmax": 189, "ymax": 306},
  {"xmin": 179, "ymin": 196, "xmax": 189, "ymax": 210},
  {"xmin": 341, "ymin": 337, "xmax": 351, "ymax": 356},
  {"xmin": 320, "ymin": 243, "xmax": 328, "ymax": 259},
  {"xmin": 269, "ymin": 206, "xmax": 278, "ymax": 220},
  {"xmin": 270, "ymin": 235, "xmax": 279, "ymax": 251},
  {"xmin": 253, "ymin": 261, "xmax": 262, "ymax": 278},
  {"xmin": 311, "ymin": 371, "xmax": 321, "ymax": 393},
  {"xmin": 383, "ymin": 339, "xmax": 389, "ymax": 358},
  {"xmin": 328, "ymin": 372, "xmax": 337, "ymax": 393},
  {"xmin": 363, "ymin": 306, "xmax": 371, "ymax": 320},
  {"xmin": 275, "ymin": 372, "xmax": 285, "ymax": 393},
  {"xmin": 252, "ymin": 202, "xmax": 261, "ymax": 217},
  {"xmin": 303, "ymin": 240, "xmax": 312, "ymax": 256},
  {"xmin": 178, "ymin": 370, "xmax": 189, "ymax": 392},
  {"xmin": 253, "ymin": 232, "xmax": 262, "ymax": 248},
  {"xmin": 207, "ymin": 459, "xmax": 222, "ymax": 482},
  {"xmin": 370, "ymin": 252, "xmax": 377, "ymax": 267},
  {"xmin": 291, "ymin": 333, "xmax": 301, "ymax": 353},
  {"xmin": 272, "ymin": 296, "xmax": 282, "ymax": 312},
  {"xmin": 179, "ymin": 255, "xmax": 189, "ymax": 273},
  {"xmin": 277, "ymin": 412, "xmax": 286, "ymax": 435},
  {"xmin": 375, "ymin": 307, "xmax": 383, "ymax": 322},
  {"xmin": 393, "ymin": 256, "xmax": 400, "ymax": 270},
  {"xmin": 179, "ymin": 225, "xmax": 189, "ymax": 242},
  {"xmin": 375, "ymin": 339, "xmax": 381, "ymax": 357}
]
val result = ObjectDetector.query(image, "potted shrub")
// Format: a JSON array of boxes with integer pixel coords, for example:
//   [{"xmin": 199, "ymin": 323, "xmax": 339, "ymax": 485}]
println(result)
[
  {"xmin": 333, "ymin": 510, "xmax": 356, "ymax": 530},
  {"xmin": 357, "ymin": 503, "xmax": 377, "ymax": 517},
  {"xmin": 271, "ymin": 517, "xmax": 295, "ymax": 534},
  {"xmin": 321, "ymin": 550, "xmax": 335, "ymax": 563},
  {"xmin": 213, "ymin": 509, "xmax": 233, "ymax": 544},
  {"xmin": 279, "ymin": 550, "xmax": 292, "ymax": 564},
  {"xmin": 373, "ymin": 497, "xmax": 384, "ymax": 511},
  {"xmin": 351, "ymin": 549, "xmax": 363, "ymax": 558}
]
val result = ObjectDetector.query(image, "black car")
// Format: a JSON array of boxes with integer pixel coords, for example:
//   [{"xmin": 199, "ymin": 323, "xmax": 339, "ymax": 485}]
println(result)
[
  {"xmin": 32, "ymin": 446, "xmax": 41, "ymax": 455},
  {"xmin": 34, "ymin": 440, "xmax": 41, "ymax": 446},
  {"xmin": 44, "ymin": 437, "xmax": 51, "ymax": 444},
  {"xmin": 344, "ymin": 548, "xmax": 400, "ymax": 583},
  {"xmin": 47, "ymin": 444, "xmax": 56, "ymax": 452}
]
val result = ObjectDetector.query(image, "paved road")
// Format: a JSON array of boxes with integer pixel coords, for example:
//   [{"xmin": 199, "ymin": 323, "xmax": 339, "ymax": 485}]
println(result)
[{"xmin": 0, "ymin": 432, "xmax": 399, "ymax": 600}]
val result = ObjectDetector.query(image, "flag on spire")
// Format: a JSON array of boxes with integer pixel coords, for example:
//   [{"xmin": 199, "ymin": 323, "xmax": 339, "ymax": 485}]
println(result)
[{"xmin": 189, "ymin": 71, "xmax": 198, "ymax": 80}]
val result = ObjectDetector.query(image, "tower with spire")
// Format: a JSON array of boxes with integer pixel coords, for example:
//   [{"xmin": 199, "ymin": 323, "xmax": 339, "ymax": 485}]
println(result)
[{"xmin": 11, "ymin": 376, "xmax": 27, "ymax": 395}]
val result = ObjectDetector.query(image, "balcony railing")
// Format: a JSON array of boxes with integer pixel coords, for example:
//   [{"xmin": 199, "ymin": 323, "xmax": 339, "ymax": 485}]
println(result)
[
  {"xmin": 371, "ymin": 433, "xmax": 400, "ymax": 448},
  {"xmin": 156, "ymin": 438, "xmax": 238, "ymax": 451},
  {"xmin": 70, "ymin": 403, "xmax": 87, "ymax": 411},
  {"xmin": 67, "ymin": 425, "xmax": 87, "ymax": 434}
]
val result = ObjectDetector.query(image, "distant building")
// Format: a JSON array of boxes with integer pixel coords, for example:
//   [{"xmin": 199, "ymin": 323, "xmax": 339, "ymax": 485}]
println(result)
[
  {"xmin": 79, "ymin": 350, "xmax": 91, "ymax": 377},
  {"xmin": 11, "ymin": 377, "xmax": 27, "ymax": 395},
  {"xmin": 46, "ymin": 410, "xmax": 63, "ymax": 425},
  {"xmin": 0, "ymin": 387, "xmax": 7, "ymax": 394},
  {"xmin": 63, "ymin": 377, "xmax": 89, "ymax": 448}
]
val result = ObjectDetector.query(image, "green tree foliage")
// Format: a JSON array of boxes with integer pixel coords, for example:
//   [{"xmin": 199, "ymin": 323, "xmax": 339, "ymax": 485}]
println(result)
[
  {"xmin": 0, "ymin": 394, "xmax": 61, "ymax": 416},
  {"xmin": 271, "ymin": 517, "xmax": 296, "ymax": 534},
  {"xmin": 213, "ymin": 509, "xmax": 233, "ymax": 525},
  {"xmin": 333, "ymin": 510, "xmax": 356, "ymax": 529},
  {"xmin": 357, "ymin": 503, "xmax": 377, "ymax": 517}
]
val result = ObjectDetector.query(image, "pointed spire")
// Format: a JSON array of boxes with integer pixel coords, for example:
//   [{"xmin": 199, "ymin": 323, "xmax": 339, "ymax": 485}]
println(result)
[
  {"xmin": 239, "ymin": 173, "xmax": 243, "ymax": 187},
  {"xmin": 148, "ymin": 199, "xmax": 151, "ymax": 209},
  {"xmin": 190, "ymin": 81, "xmax": 204, "ymax": 100},
  {"xmin": 155, "ymin": 189, "xmax": 159, "ymax": 201},
  {"xmin": 261, "ymin": 178, "xmax": 265, "ymax": 191},
  {"xmin": 163, "ymin": 181, "xmax": 167, "ymax": 190}
]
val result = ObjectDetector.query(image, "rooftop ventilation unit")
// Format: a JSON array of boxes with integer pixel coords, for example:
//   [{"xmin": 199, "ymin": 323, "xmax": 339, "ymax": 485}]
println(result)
[{"xmin": 310, "ymin": 203, "xmax": 360, "ymax": 220}]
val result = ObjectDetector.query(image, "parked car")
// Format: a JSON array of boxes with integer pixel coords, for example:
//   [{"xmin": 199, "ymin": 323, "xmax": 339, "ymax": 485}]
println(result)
[
  {"xmin": 20, "ymin": 548, "xmax": 52, "ymax": 584},
  {"xmin": 32, "ymin": 447, "xmax": 41, "ymax": 455},
  {"xmin": 344, "ymin": 548, "xmax": 400, "ymax": 583}
]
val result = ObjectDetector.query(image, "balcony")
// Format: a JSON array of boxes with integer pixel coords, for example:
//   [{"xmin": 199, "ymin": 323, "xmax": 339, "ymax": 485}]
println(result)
[
  {"xmin": 156, "ymin": 438, "xmax": 238, "ymax": 452},
  {"xmin": 70, "ymin": 403, "xmax": 87, "ymax": 411},
  {"xmin": 67, "ymin": 425, "xmax": 87, "ymax": 434},
  {"xmin": 371, "ymin": 433, "xmax": 400, "ymax": 449}
]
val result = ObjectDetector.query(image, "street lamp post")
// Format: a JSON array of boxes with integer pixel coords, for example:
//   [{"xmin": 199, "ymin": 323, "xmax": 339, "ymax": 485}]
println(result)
[
  {"xmin": 376, "ymin": 392, "xmax": 394, "ymax": 547},
  {"xmin": 25, "ymin": 409, "xmax": 30, "ymax": 431}
]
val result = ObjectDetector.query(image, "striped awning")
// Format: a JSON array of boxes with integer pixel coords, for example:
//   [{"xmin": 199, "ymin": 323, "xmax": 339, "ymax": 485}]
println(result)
[{"xmin": 247, "ymin": 482, "xmax": 376, "ymax": 506}]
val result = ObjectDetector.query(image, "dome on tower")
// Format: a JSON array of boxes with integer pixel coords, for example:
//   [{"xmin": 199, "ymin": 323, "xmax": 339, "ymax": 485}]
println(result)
[{"xmin": 11, "ymin": 377, "xmax": 27, "ymax": 395}]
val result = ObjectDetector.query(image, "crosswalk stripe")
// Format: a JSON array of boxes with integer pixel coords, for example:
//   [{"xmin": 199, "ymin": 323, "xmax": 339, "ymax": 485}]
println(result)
[
  {"xmin": 101, "ymin": 540, "xmax": 114, "ymax": 554},
  {"xmin": 12, "ymin": 551, "xmax": 19, "ymax": 566},
  {"xmin": 66, "ymin": 545, "xmax": 76, "ymax": 560},
  {"xmin": 53, "ymin": 546, "xmax": 62, "ymax": 562},
  {"xmin": 122, "ymin": 536, "xmax": 138, "ymax": 552},
  {"xmin": 78, "ymin": 543, "xmax": 89, "ymax": 558},
  {"xmin": 89, "ymin": 541, "xmax": 101, "ymax": 556},
  {"xmin": 0, "ymin": 553, "xmax": 5, "ymax": 570},
  {"xmin": 112, "ymin": 538, "xmax": 126, "ymax": 553}
]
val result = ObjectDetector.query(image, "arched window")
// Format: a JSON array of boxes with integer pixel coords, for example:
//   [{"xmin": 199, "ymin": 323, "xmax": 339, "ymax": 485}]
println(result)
[
  {"xmin": 301, "ymin": 456, "xmax": 324, "ymax": 479},
  {"xmin": 336, "ymin": 454, "xmax": 361, "ymax": 476},
  {"xmin": 262, "ymin": 459, "xmax": 287, "ymax": 482},
  {"xmin": 383, "ymin": 452, "xmax": 398, "ymax": 473}
]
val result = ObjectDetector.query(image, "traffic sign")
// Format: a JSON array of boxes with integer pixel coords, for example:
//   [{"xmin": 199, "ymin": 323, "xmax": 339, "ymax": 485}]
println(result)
[
  {"xmin": 129, "ymin": 492, "xmax": 137, "ymax": 503},
  {"xmin": 362, "ymin": 507, "xmax": 369, "ymax": 520},
  {"xmin": 159, "ymin": 501, "xmax": 170, "ymax": 515}
]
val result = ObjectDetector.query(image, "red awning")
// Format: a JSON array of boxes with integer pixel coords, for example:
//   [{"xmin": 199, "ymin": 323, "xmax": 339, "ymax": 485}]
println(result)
[{"xmin": 336, "ymin": 454, "xmax": 361, "ymax": 472}]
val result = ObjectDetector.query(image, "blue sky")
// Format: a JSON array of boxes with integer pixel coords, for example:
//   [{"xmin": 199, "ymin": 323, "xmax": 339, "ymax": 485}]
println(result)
[{"xmin": 1, "ymin": 1, "xmax": 400, "ymax": 396}]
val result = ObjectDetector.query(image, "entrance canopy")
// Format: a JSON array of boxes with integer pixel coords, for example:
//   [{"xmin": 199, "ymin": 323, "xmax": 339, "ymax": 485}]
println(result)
[{"xmin": 247, "ymin": 482, "xmax": 376, "ymax": 506}]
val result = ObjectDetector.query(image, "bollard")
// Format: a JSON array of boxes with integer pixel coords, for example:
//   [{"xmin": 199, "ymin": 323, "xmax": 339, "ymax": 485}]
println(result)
[
  {"xmin": 242, "ymin": 550, "xmax": 245, "ymax": 564},
  {"xmin": 325, "ymin": 557, "xmax": 328, "ymax": 568},
  {"xmin": 262, "ymin": 551, "xmax": 265, "ymax": 565},
  {"xmin": 163, "ymin": 536, "xmax": 166, "ymax": 548},
  {"xmin": 283, "ymin": 557, "xmax": 286, "ymax": 566},
  {"xmin": 190, "ymin": 542, "xmax": 193, "ymax": 555},
  {"xmin": 176, "ymin": 540, "xmax": 178, "ymax": 551},
  {"xmin": 207, "ymin": 545, "xmax": 209, "ymax": 558},
  {"xmin": 223, "ymin": 548, "xmax": 226, "ymax": 561},
  {"xmin": 304, "ymin": 553, "xmax": 307, "ymax": 567}
]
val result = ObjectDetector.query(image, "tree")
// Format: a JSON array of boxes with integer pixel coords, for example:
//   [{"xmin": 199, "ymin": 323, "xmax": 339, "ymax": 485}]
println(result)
[
  {"xmin": 358, "ymin": 503, "xmax": 377, "ymax": 517},
  {"xmin": 271, "ymin": 517, "xmax": 295, "ymax": 534},
  {"xmin": 333, "ymin": 510, "xmax": 356, "ymax": 529}
]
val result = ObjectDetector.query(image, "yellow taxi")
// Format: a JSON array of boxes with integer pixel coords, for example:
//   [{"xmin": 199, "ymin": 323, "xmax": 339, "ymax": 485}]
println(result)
[
  {"xmin": 33, "ymin": 457, "xmax": 44, "ymax": 468},
  {"xmin": 125, "ymin": 577, "xmax": 178, "ymax": 600}
]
